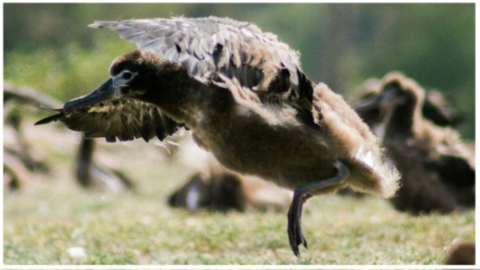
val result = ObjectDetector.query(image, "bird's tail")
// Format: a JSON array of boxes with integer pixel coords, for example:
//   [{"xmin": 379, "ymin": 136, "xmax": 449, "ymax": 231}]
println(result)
[{"xmin": 350, "ymin": 145, "xmax": 401, "ymax": 198}]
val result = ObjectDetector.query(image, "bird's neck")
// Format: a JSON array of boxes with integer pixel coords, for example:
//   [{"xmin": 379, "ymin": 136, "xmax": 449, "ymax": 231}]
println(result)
[
  {"xmin": 384, "ymin": 95, "xmax": 421, "ymax": 139},
  {"xmin": 137, "ymin": 68, "xmax": 232, "ymax": 128}
]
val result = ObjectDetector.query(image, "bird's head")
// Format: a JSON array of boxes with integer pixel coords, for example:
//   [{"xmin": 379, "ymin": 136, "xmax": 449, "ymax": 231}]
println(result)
[
  {"xmin": 355, "ymin": 74, "xmax": 424, "ymax": 119},
  {"xmin": 63, "ymin": 50, "xmax": 169, "ymax": 115}
]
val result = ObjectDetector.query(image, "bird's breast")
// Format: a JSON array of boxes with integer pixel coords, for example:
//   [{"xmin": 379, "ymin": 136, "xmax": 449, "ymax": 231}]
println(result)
[{"xmin": 191, "ymin": 104, "xmax": 336, "ymax": 189}]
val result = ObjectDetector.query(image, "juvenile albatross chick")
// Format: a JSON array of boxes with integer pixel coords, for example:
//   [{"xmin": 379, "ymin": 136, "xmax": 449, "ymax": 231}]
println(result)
[{"xmin": 36, "ymin": 16, "xmax": 400, "ymax": 256}]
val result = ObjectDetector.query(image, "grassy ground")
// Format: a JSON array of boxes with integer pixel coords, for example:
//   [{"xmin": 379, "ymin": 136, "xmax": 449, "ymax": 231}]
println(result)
[{"xmin": 4, "ymin": 119, "xmax": 475, "ymax": 265}]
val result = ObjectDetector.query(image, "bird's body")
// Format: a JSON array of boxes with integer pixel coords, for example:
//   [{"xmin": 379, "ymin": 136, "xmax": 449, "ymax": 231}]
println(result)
[{"xmin": 36, "ymin": 16, "xmax": 399, "ymax": 256}]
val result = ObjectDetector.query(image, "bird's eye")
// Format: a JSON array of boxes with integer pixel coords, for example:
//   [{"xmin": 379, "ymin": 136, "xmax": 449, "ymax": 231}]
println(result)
[{"xmin": 122, "ymin": 71, "xmax": 133, "ymax": 80}]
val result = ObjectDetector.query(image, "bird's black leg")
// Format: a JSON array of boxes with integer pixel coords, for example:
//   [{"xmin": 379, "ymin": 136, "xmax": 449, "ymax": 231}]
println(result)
[
  {"xmin": 287, "ymin": 190, "xmax": 310, "ymax": 257},
  {"xmin": 288, "ymin": 160, "xmax": 350, "ymax": 257}
]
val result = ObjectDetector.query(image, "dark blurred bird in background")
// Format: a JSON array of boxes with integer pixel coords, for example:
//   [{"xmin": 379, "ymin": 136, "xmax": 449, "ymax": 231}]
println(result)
[{"xmin": 355, "ymin": 72, "xmax": 475, "ymax": 214}]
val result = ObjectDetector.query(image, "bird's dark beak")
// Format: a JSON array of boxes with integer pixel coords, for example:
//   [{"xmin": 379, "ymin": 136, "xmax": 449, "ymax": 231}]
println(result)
[
  {"xmin": 64, "ymin": 78, "xmax": 119, "ymax": 115},
  {"xmin": 355, "ymin": 87, "xmax": 399, "ymax": 115},
  {"xmin": 354, "ymin": 94, "xmax": 384, "ymax": 116}
]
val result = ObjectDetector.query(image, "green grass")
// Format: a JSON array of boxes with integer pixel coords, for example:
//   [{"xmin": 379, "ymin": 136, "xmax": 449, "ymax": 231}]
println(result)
[{"xmin": 4, "ymin": 120, "xmax": 475, "ymax": 265}]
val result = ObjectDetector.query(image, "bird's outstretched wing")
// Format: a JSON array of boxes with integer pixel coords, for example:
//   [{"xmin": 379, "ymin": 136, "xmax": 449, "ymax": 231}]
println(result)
[
  {"xmin": 35, "ymin": 98, "xmax": 181, "ymax": 143},
  {"xmin": 89, "ymin": 16, "xmax": 302, "ymax": 91}
]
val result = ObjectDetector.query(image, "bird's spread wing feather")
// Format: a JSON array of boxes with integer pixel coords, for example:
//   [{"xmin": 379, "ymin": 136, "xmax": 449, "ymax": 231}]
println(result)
[
  {"xmin": 35, "ymin": 99, "xmax": 181, "ymax": 143},
  {"xmin": 89, "ymin": 16, "xmax": 302, "ymax": 90}
]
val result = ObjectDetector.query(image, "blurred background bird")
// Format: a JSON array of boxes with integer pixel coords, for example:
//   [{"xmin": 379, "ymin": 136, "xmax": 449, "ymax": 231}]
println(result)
[{"xmin": 355, "ymin": 72, "xmax": 475, "ymax": 214}]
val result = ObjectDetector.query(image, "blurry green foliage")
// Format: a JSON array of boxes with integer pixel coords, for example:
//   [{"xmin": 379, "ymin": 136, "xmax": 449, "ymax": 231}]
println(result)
[
  {"xmin": 5, "ymin": 36, "xmax": 133, "ymax": 101},
  {"xmin": 4, "ymin": 3, "xmax": 474, "ymax": 138}
]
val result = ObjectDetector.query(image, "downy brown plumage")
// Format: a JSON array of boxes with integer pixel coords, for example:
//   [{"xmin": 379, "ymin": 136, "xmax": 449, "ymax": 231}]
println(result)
[{"xmin": 36, "ymin": 16, "xmax": 399, "ymax": 256}]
